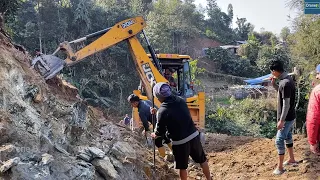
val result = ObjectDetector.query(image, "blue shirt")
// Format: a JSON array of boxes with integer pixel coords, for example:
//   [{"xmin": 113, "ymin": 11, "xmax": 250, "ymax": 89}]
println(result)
[{"xmin": 138, "ymin": 100, "xmax": 158, "ymax": 131}]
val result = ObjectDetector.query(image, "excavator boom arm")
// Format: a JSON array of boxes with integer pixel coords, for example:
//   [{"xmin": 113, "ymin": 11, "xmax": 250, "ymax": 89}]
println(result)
[{"xmin": 59, "ymin": 16, "xmax": 167, "ymax": 105}]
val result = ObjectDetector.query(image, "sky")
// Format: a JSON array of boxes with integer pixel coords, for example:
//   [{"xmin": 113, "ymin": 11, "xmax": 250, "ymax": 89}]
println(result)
[{"xmin": 194, "ymin": 0, "xmax": 300, "ymax": 35}]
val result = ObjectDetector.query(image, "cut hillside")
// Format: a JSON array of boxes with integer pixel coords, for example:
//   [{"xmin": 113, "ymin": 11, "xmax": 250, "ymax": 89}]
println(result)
[{"xmin": 0, "ymin": 32, "xmax": 179, "ymax": 180}]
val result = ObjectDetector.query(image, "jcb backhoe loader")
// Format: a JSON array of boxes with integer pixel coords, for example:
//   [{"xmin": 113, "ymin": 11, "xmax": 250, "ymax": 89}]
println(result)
[{"xmin": 32, "ymin": 16, "xmax": 206, "ymax": 142}]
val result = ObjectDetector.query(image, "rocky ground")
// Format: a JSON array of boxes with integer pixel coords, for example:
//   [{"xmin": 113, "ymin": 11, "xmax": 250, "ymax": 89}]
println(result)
[{"xmin": 0, "ymin": 32, "xmax": 178, "ymax": 180}]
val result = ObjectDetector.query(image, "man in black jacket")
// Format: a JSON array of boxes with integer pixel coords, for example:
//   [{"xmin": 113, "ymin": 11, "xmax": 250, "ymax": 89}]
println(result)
[{"xmin": 150, "ymin": 82, "xmax": 211, "ymax": 180}]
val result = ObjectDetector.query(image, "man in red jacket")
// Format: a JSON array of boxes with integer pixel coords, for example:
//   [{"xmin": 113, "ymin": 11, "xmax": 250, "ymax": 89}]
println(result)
[{"xmin": 306, "ymin": 64, "xmax": 320, "ymax": 155}]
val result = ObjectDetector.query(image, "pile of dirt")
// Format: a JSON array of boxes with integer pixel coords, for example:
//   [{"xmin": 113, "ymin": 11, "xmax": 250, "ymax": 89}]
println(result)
[
  {"xmin": 0, "ymin": 32, "xmax": 179, "ymax": 180},
  {"xmin": 187, "ymin": 133, "xmax": 319, "ymax": 180}
]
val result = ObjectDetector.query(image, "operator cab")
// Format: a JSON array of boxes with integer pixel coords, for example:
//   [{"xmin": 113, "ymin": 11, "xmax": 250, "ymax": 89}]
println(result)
[{"xmin": 147, "ymin": 54, "xmax": 195, "ymax": 98}]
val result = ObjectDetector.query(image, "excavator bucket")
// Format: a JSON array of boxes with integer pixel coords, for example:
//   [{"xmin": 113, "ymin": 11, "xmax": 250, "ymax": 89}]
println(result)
[{"xmin": 31, "ymin": 55, "xmax": 65, "ymax": 80}]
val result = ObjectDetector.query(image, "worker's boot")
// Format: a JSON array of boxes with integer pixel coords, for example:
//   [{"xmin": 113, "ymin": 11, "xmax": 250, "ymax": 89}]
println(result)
[{"xmin": 158, "ymin": 146, "xmax": 166, "ymax": 158}]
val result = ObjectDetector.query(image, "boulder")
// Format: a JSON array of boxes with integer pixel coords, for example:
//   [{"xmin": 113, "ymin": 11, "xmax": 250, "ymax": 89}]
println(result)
[
  {"xmin": 87, "ymin": 147, "xmax": 105, "ymax": 159},
  {"xmin": 0, "ymin": 157, "xmax": 20, "ymax": 173},
  {"xmin": 91, "ymin": 156, "xmax": 119, "ymax": 179},
  {"xmin": 111, "ymin": 142, "xmax": 136, "ymax": 160},
  {"xmin": 41, "ymin": 153, "xmax": 54, "ymax": 165}
]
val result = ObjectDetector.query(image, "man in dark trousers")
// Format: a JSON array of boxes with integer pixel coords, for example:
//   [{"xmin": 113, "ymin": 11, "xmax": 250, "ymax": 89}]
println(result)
[
  {"xmin": 270, "ymin": 60, "xmax": 297, "ymax": 175},
  {"xmin": 150, "ymin": 82, "xmax": 211, "ymax": 180},
  {"xmin": 127, "ymin": 94, "xmax": 172, "ymax": 158}
]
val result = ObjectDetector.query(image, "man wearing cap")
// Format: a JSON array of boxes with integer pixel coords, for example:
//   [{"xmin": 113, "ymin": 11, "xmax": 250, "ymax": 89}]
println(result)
[
  {"xmin": 150, "ymin": 82, "xmax": 211, "ymax": 180},
  {"xmin": 127, "ymin": 94, "xmax": 172, "ymax": 158},
  {"xmin": 306, "ymin": 64, "xmax": 320, "ymax": 155}
]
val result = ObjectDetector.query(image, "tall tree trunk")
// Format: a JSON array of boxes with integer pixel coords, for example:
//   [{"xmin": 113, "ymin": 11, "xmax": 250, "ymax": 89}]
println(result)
[
  {"xmin": 37, "ymin": 0, "xmax": 42, "ymax": 53},
  {"xmin": 0, "ymin": 12, "xmax": 4, "ymax": 30}
]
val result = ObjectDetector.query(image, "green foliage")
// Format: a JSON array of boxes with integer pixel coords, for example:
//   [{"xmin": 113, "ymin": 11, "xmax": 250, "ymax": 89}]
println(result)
[
  {"xmin": 73, "ymin": 0, "xmax": 92, "ymax": 35},
  {"xmin": 189, "ymin": 59, "xmax": 205, "ymax": 86},
  {"xmin": 205, "ymin": 0, "xmax": 234, "ymax": 43},
  {"xmin": 256, "ymin": 46, "xmax": 291, "ymax": 75},
  {"xmin": 206, "ymin": 98, "xmax": 277, "ymax": 138},
  {"xmin": 280, "ymin": 27, "xmax": 290, "ymax": 42},
  {"xmin": 0, "ymin": 0, "xmax": 23, "ymax": 20},
  {"xmin": 205, "ymin": 47, "xmax": 258, "ymax": 77},
  {"xmin": 238, "ymin": 33, "xmax": 260, "ymax": 65},
  {"xmin": 234, "ymin": 17, "xmax": 254, "ymax": 41},
  {"xmin": 145, "ymin": 0, "xmax": 204, "ymax": 53},
  {"xmin": 252, "ymin": 31, "xmax": 278, "ymax": 46},
  {"xmin": 287, "ymin": 14, "xmax": 320, "ymax": 132}
]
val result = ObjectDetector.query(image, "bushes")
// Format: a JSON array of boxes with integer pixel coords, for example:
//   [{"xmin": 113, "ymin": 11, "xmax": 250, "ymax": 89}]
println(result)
[
  {"xmin": 206, "ymin": 97, "xmax": 277, "ymax": 138},
  {"xmin": 205, "ymin": 47, "xmax": 259, "ymax": 78}
]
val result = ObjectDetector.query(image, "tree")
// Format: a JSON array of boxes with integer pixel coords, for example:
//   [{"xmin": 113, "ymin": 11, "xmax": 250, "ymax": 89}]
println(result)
[
  {"xmin": 238, "ymin": 33, "xmax": 260, "ymax": 65},
  {"xmin": 286, "ymin": 0, "xmax": 304, "ymax": 11},
  {"xmin": 205, "ymin": 0, "xmax": 234, "ymax": 43},
  {"xmin": 146, "ymin": 0, "xmax": 203, "ymax": 53},
  {"xmin": 205, "ymin": 47, "xmax": 258, "ymax": 77},
  {"xmin": 251, "ymin": 30, "xmax": 278, "ymax": 46},
  {"xmin": 235, "ymin": 17, "xmax": 254, "ymax": 40},
  {"xmin": 256, "ymin": 45, "xmax": 290, "ymax": 75},
  {"xmin": 280, "ymin": 27, "xmax": 290, "ymax": 42},
  {"xmin": 0, "ymin": 0, "xmax": 22, "ymax": 30},
  {"xmin": 73, "ymin": 0, "xmax": 92, "ymax": 36},
  {"xmin": 227, "ymin": 4, "xmax": 233, "ymax": 26}
]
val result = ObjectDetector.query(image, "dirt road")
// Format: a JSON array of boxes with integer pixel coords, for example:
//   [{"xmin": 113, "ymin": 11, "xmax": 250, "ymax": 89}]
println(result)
[{"xmin": 185, "ymin": 133, "xmax": 320, "ymax": 180}]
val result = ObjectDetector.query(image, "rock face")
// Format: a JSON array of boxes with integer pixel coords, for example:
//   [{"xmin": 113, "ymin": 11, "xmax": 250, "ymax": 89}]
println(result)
[{"xmin": 0, "ymin": 33, "xmax": 177, "ymax": 180}]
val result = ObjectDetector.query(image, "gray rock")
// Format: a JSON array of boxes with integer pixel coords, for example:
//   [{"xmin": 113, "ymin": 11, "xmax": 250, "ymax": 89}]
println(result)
[
  {"xmin": 92, "ymin": 156, "xmax": 119, "ymax": 179},
  {"xmin": 99, "ymin": 123, "xmax": 121, "ymax": 141},
  {"xmin": 0, "ymin": 144, "xmax": 16, "ymax": 161},
  {"xmin": 87, "ymin": 147, "xmax": 105, "ymax": 159},
  {"xmin": 41, "ymin": 153, "xmax": 54, "ymax": 165},
  {"xmin": 49, "ymin": 158, "xmax": 96, "ymax": 180},
  {"xmin": 28, "ymin": 153, "xmax": 42, "ymax": 163},
  {"xmin": 111, "ymin": 142, "xmax": 136, "ymax": 160},
  {"xmin": 77, "ymin": 153, "xmax": 92, "ymax": 162},
  {"xmin": 110, "ymin": 156, "xmax": 123, "ymax": 169},
  {"xmin": 11, "ymin": 162, "xmax": 52, "ymax": 180},
  {"xmin": 0, "ymin": 157, "xmax": 20, "ymax": 173},
  {"xmin": 0, "ymin": 123, "xmax": 9, "ymax": 144},
  {"xmin": 54, "ymin": 144, "xmax": 69, "ymax": 156}
]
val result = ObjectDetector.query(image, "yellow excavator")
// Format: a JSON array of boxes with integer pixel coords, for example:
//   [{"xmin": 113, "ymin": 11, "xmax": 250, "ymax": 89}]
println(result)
[{"xmin": 32, "ymin": 16, "xmax": 206, "ymax": 142}]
